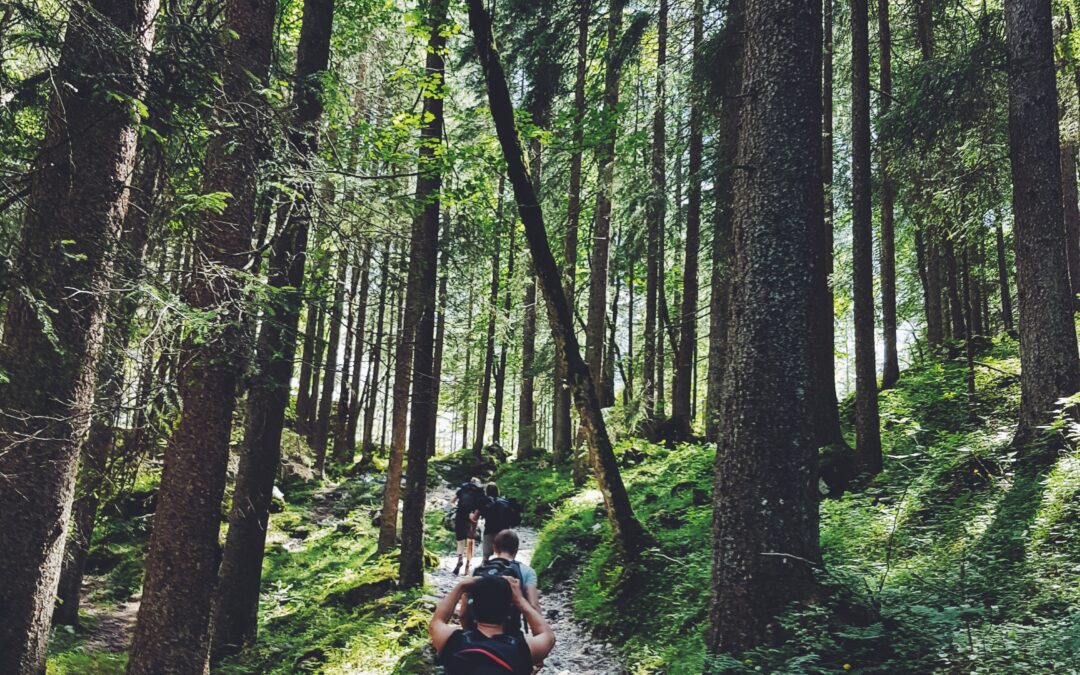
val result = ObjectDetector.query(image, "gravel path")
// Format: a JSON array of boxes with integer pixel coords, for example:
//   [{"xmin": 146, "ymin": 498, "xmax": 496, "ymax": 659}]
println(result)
[{"xmin": 426, "ymin": 485, "xmax": 624, "ymax": 675}]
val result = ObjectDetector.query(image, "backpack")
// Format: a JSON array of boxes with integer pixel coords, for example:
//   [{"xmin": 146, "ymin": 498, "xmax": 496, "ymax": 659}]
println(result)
[
  {"xmin": 442, "ymin": 506, "xmax": 456, "ymax": 533},
  {"xmin": 457, "ymin": 482, "xmax": 484, "ymax": 514},
  {"xmin": 484, "ymin": 497, "xmax": 522, "ymax": 533},
  {"xmin": 472, "ymin": 558, "xmax": 526, "ymax": 634},
  {"xmin": 441, "ymin": 629, "xmax": 532, "ymax": 675}
]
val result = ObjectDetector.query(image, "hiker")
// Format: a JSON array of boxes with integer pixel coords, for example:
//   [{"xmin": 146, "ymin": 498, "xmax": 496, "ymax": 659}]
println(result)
[
  {"xmin": 477, "ymin": 483, "xmax": 523, "ymax": 562},
  {"xmin": 430, "ymin": 575, "xmax": 555, "ymax": 675},
  {"xmin": 459, "ymin": 529, "xmax": 540, "ymax": 636},
  {"xmin": 451, "ymin": 477, "xmax": 485, "ymax": 575}
]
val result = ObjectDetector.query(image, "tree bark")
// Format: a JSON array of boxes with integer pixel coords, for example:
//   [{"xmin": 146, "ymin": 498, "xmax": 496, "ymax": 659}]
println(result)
[
  {"xmin": 995, "ymin": 213, "xmax": 1014, "ymax": 331},
  {"xmin": 879, "ymin": 0, "xmax": 900, "ymax": 388},
  {"xmin": 333, "ymin": 258, "xmax": 362, "ymax": 463},
  {"xmin": 644, "ymin": 0, "xmax": 666, "ymax": 424},
  {"xmin": 706, "ymin": 0, "xmax": 744, "ymax": 441},
  {"xmin": 1060, "ymin": 142, "xmax": 1080, "ymax": 308},
  {"xmin": 468, "ymin": 0, "xmax": 646, "ymax": 558},
  {"xmin": 473, "ymin": 232, "xmax": 500, "ymax": 453},
  {"xmin": 672, "ymin": 0, "xmax": 701, "ymax": 438},
  {"xmin": 362, "ymin": 242, "xmax": 392, "ymax": 455},
  {"xmin": 585, "ymin": 0, "xmax": 624, "ymax": 409},
  {"xmin": 127, "ymin": 0, "xmax": 275, "ymax": 668},
  {"xmin": 0, "ymin": 0, "xmax": 157, "ymax": 669},
  {"xmin": 399, "ymin": 0, "xmax": 448, "ymax": 587},
  {"xmin": 344, "ymin": 244, "xmax": 372, "ymax": 457},
  {"xmin": 1003, "ymin": 0, "xmax": 1080, "ymax": 443},
  {"xmin": 314, "ymin": 250, "xmax": 347, "ymax": 474},
  {"xmin": 554, "ymin": 0, "xmax": 588, "ymax": 462},
  {"xmin": 812, "ymin": 0, "xmax": 849, "ymax": 451},
  {"xmin": 706, "ymin": 0, "xmax": 823, "ymax": 653},
  {"xmin": 493, "ymin": 183, "xmax": 515, "ymax": 444},
  {"xmin": 429, "ymin": 241, "xmax": 449, "ymax": 456}
]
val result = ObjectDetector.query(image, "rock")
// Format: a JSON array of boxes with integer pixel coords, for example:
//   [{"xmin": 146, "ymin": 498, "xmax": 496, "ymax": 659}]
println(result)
[
  {"xmin": 270, "ymin": 486, "xmax": 286, "ymax": 513},
  {"xmin": 335, "ymin": 522, "xmax": 353, "ymax": 534},
  {"xmin": 289, "ymin": 527, "xmax": 311, "ymax": 540}
]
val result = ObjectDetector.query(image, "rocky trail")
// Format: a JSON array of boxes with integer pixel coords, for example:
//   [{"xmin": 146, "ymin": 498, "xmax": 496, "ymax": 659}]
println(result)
[{"xmin": 425, "ymin": 484, "xmax": 624, "ymax": 675}]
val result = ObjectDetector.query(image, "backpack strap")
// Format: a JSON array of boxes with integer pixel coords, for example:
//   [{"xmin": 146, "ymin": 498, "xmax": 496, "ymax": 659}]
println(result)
[{"xmin": 456, "ymin": 648, "xmax": 515, "ymax": 672}]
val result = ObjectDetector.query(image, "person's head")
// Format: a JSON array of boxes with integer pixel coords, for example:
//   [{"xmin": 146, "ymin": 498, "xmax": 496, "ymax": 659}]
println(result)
[
  {"xmin": 492, "ymin": 529, "xmax": 519, "ymax": 558},
  {"xmin": 468, "ymin": 575, "xmax": 512, "ymax": 626},
  {"xmin": 485, "ymin": 482, "xmax": 499, "ymax": 498},
  {"xmin": 469, "ymin": 476, "xmax": 482, "ymax": 487}
]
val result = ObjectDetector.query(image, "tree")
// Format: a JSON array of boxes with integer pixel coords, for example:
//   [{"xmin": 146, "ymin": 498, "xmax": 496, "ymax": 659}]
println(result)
[
  {"xmin": 643, "ymin": 0, "xmax": 666, "ymax": 423},
  {"xmin": 399, "ymin": 0, "xmax": 448, "ymax": 587},
  {"xmin": 0, "ymin": 1, "xmax": 158, "ymax": 668},
  {"xmin": 1003, "ymin": 0, "xmax": 1080, "ymax": 443},
  {"xmin": 879, "ymin": 0, "xmax": 900, "ymax": 388},
  {"xmin": 467, "ymin": 0, "xmax": 646, "ymax": 558},
  {"xmin": 211, "ymin": 0, "xmax": 335, "ymax": 652},
  {"xmin": 852, "ymin": 0, "xmax": 883, "ymax": 474},
  {"xmin": 706, "ymin": 0, "xmax": 823, "ymax": 654},
  {"xmin": 125, "ymin": 0, "xmax": 277, "ymax": 667},
  {"xmin": 313, "ymin": 250, "xmax": 347, "ymax": 473}
]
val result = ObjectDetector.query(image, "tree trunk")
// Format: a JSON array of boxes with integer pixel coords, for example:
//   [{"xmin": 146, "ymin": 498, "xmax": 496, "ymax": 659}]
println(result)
[
  {"xmin": 314, "ymin": 250, "xmax": 347, "ymax": 474},
  {"xmin": 879, "ymin": 0, "xmax": 900, "ymax": 388},
  {"xmin": 305, "ymin": 296, "xmax": 326, "ymax": 441},
  {"xmin": 333, "ymin": 258, "xmax": 362, "ymax": 463},
  {"xmin": 1003, "ymin": 0, "xmax": 1080, "ymax": 443},
  {"xmin": 812, "ymin": 0, "xmax": 849, "ymax": 451},
  {"xmin": 399, "ymin": 0, "xmax": 448, "ymax": 587},
  {"xmin": 585, "ymin": 0, "xmax": 624, "ymax": 410},
  {"xmin": 995, "ymin": 214, "xmax": 1014, "ymax": 331},
  {"xmin": 55, "ymin": 139, "xmax": 163, "ymax": 628},
  {"xmin": 493, "ymin": 186, "xmax": 515, "ymax": 444},
  {"xmin": 468, "ymin": 0, "xmax": 646, "ymax": 558},
  {"xmin": 345, "ymin": 244, "xmax": 372, "ymax": 456},
  {"xmin": 1061, "ymin": 142, "xmax": 1080, "ymax": 309},
  {"xmin": 943, "ymin": 233, "xmax": 967, "ymax": 343},
  {"xmin": 706, "ymin": 0, "xmax": 823, "ymax": 653},
  {"xmin": 296, "ymin": 298, "xmax": 320, "ymax": 434},
  {"xmin": 362, "ymin": 242, "xmax": 392, "ymax": 455},
  {"xmin": 429, "ymin": 243, "xmax": 449, "ymax": 456},
  {"xmin": 644, "ymin": 0, "xmax": 666, "ymax": 424},
  {"xmin": 706, "ymin": 0, "xmax": 743, "ymax": 441},
  {"xmin": 473, "ymin": 232, "xmax": 500, "ymax": 453},
  {"xmin": 0, "ymin": 0, "xmax": 157, "ymax": 668},
  {"xmin": 127, "ymin": 0, "xmax": 275, "ymax": 668},
  {"xmin": 672, "ymin": 0, "xmax": 701, "ymax": 438},
  {"xmin": 852, "ymin": 0, "xmax": 883, "ymax": 474}
]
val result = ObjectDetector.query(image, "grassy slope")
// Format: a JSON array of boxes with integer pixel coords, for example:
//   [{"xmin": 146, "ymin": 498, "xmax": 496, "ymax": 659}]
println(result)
[{"xmin": 498, "ymin": 337, "xmax": 1080, "ymax": 674}]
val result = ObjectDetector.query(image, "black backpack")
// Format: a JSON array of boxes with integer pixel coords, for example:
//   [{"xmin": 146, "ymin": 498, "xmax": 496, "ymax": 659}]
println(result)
[
  {"xmin": 457, "ymin": 482, "xmax": 484, "ymax": 514},
  {"xmin": 484, "ymin": 497, "xmax": 522, "ymax": 533},
  {"xmin": 472, "ymin": 558, "xmax": 526, "ymax": 634},
  {"xmin": 441, "ymin": 629, "xmax": 532, "ymax": 675}
]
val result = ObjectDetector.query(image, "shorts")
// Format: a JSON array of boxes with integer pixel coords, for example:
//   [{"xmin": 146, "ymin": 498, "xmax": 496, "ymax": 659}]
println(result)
[
  {"xmin": 455, "ymin": 516, "xmax": 476, "ymax": 541},
  {"xmin": 482, "ymin": 532, "xmax": 496, "ymax": 559}
]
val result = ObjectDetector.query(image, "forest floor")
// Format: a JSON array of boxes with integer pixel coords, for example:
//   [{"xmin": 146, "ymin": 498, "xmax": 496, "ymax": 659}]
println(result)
[{"xmin": 425, "ymin": 484, "xmax": 623, "ymax": 675}]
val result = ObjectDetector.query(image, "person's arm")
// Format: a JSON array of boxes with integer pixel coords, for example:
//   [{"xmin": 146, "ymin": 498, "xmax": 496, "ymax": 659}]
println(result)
[
  {"xmin": 526, "ymin": 584, "xmax": 540, "ymax": 612},
  {"xmin": 507, "ymin": 578, "xmax": 554, "ymax": 664},
  {"xmin": 429, "ymin": 577, "xmax": 477, "ymax": 654}
]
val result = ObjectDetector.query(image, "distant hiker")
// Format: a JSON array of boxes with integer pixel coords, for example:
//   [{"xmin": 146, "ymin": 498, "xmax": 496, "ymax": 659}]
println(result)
[
  {"xmin": 460, "ymin": 529, "xmax": 540, "ymax": 636},
  {"xmin": 477, "ymin": 483, "xmax": 523, "ymax": 562},
  {"xmin": 430, "ymin": 575, "xmax": 555, "ymax": 675},
  {"xmin": 451, "ymin": 477, "xmax": 485, "ymax": 575}
]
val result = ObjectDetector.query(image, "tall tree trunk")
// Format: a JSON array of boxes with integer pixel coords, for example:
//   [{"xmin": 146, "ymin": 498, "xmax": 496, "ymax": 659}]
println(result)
[
  {"xmin": 879, "ymin": 0, "xmax": 900, "ymax": 388},
  {"xmin": 473, "ymin": 233, "xmax": 500, "ymax": 453},
  {"xmin": 493, "ymin": 186, "xmax": 515, "ymax": 444},
  {"xmin": 429, "ymin": 241, "xmax": 449, "ymax": 456},
  {"xmin": 852, "ymin": 0, "xmax": 883, "ymax": 474},
  {"xmin": 399, "ymin": 0, "xmax": 448, "ymax": 587},
  {"xmin": 127, "ymin": 0, "xmax": 275, "ymax": 667},
  {"xmin": 944, "ymin": 233, "xmax": 967, "ymax": 342},
  {"xmin": 469, "ymin": 0, "xmax": 646, "ymax": 558},
  {"xmin": 344, "ymin": 244, "xmax": 372, "ymax": 457},
  {"xmin": 0, "ymin": 0, "xmax": 157, "ymax": 668},
  {"xmin": 314, "ymin": 250, "xmax": 347, "ymax": 474},
  {"xmin": 706, "ymin": 0, "xmax": 823, "ymax": 653},
  {"xmin": 585, "ymin": 0, "xmax": 624, "ymax": 409},
  {"xmin": 362, "ymin": 242, "xmax": 392, "ymax": 455},
  {"xmin": 332, "ymin": 262, "xmax": 360, "ymax": 463},
  {"xmin": 554, "ymin": 0, "xmax": 588, "ymax": 462},
  {"xmin": 644, "ymin": 0, "xmax": 667, "ymax": 423},
  {"xmin": 706, "ymin": 0, "xmax": 744, "ymax": 441},
  {"xmin": 672, "ymin": 0, "xmax": 701, "ymax": 438},
  {"xmin": 305, "ymin": 296, "xmax": 327, "ymax": 441},
  {"xmin": 55, "ymin": 139, "xmax": 163, "ymax": 628},
  {"xmin": 813, "ymin": 0, "xmax": 849, "ymax": 451},
  {"xmin": 1003, "ymin": 0, "xmax": 1080, "ymax": 443},
  {"xmin": 995, "ymin": 213, "xmax": 1014, "ymax": 331},
  {"xmin": 296, "ymin": 298, "xmax": 320, "ymax": 434},
  {"xmin": 1061, "ymin": 142, "xmax": 1080, "ymax": 309}
]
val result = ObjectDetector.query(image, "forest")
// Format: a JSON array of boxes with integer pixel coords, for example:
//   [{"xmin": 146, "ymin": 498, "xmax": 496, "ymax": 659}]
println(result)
[{"xmin": 1, "ymin": 0, "xmax": 1080, "ymax": 672}]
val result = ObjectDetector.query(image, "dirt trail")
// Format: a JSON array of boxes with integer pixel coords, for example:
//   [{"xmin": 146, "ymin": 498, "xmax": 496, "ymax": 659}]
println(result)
[{"xmin": 426, "ymin": 485, "xmax": 624, "ymax": 675}]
